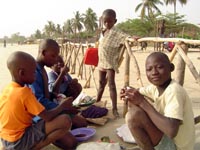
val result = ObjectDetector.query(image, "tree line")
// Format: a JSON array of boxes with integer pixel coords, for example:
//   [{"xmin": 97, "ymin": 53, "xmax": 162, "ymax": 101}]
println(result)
[{"xmin": 2, "ymin": 0, "xmax": 200, "ymax": 43}]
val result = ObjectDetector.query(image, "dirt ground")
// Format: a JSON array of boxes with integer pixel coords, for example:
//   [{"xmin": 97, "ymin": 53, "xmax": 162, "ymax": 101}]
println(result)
[{"xmin": 0, "ymin": 43, "xmax": 199, "ymax": 150}]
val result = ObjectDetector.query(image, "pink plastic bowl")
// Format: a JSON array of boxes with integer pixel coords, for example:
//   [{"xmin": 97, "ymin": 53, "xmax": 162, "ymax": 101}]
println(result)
[{"xmin": 70, "ymin": 127, "xmax": 96, "ymax": 142}]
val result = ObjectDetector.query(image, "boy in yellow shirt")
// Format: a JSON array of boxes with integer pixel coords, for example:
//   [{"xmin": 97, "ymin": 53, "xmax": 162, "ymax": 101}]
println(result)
[{"xmin": 120, "ymin": 52, "xmax": 195, "ymax": 150}]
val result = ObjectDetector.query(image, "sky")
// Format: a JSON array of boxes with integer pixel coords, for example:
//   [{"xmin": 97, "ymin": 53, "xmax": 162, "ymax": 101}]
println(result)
[{"xmin": 0, "ymin": 0, "xmax": 199, "ymax": 38}]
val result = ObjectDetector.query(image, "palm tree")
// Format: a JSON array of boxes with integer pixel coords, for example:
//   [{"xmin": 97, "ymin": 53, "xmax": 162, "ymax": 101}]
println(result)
[
  {"xmin": 83, "ymin": 8, "xmax": 98, "ymax": 33},
  {"xmin": 63, "ymin": 19, "xmax": 73, "ymax": 39},
  {"xmin": 72, "ymin": 11, "xmax": 83, "ymax": 37},
  {"xmin": 164, "ymin": 0, "xmax": 187, "ymax": 15},
  {"xmin": 43, "ymin": 21, "xmax": 56, "ymax": 37},
  {"xmin": 135, "ymin": 0, "xmax": 163, "ymax": 21},
  {"xmin": 34, "ymin": 29, "xmax": 42, "ymax": 39},
  {"xmin": 164, "ymin": 0, "xmax": 187, "ymax": 36},
  {"xmin": 55, "ymin": 24, "xmax": 62, "ymax": 38}
]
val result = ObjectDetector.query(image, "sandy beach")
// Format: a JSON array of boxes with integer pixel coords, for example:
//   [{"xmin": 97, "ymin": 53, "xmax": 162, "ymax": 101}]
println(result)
[{"xmin": 0, "ymin": 43, "xmax": 199, "ymax": 149}]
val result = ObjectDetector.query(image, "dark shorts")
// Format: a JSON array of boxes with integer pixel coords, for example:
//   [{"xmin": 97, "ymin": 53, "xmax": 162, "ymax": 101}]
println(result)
[
  {"xmin": 154, "ymin": 134, "xmax": 176, "ymax": 150},
  {"xmin": 1, "ymin": 120, "xmax": 46, "ymax": 150}
]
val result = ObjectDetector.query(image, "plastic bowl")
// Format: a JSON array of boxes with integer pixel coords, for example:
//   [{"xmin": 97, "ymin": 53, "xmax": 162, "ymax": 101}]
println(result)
[{"xmin": 70, "ymin": 127, "xmax": 96, "ymax": 142}]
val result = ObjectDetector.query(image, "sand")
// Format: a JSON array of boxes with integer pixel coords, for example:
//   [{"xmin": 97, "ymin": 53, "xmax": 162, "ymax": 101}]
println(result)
[{"xmin": 0, "ymin": 43, "xmax": 199, "ymax": 150}]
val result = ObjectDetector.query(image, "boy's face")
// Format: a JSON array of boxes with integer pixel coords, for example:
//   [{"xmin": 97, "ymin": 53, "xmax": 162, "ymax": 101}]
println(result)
[
  {"xmin": 145, "ymin": 55, "xmax": 172, "ymax": 87},
  {"xmin": 21, "ymin": 60, "xmax": 37, "ymax": 84},
  {"xmin": 51, "ymin": 56, "xmax": 64, "ymax": 73},
  {"xmin": 43, "ymin": 47, "xmax": 59, "ymax": 68},
  {"xmin": 102, "ymin": 14, "xmax": 116, "ymax": 30}
]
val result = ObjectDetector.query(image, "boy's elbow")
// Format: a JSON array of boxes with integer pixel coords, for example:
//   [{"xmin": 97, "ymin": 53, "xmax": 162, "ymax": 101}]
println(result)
[
  {"xmin": 168, "ymin": 129, "xmax": 178, "ymax": 138},
  {"xmin": 167, "ymin": 119, "xmax": 180, "ymax": 138},
  {"xmin": 38, "ymin": 110, "xmax": 52, "ymax": 122}
]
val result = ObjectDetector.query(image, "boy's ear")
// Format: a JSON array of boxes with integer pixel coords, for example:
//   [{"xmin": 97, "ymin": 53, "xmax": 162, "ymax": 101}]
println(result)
[
  {"xmin": 115, "ymin": 19, "xmax": 117, "ymax": 23},
  {"xmin": 42, "ymin": 49, "xmax": 46, "ymax": 56},
  {"xmin": 19, "ymin": 68, "xmax": 25, "ymax": 76},
  {"xmin": 170, "ymin": 63, "xmax": 175, "ymax": 72}
]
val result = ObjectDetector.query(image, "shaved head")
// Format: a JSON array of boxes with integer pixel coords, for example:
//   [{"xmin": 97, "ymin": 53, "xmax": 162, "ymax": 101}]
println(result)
[
  {"xmin": 37, "ymin": 39, "xmax": 60, "ymax": 67},
  {"xmin": 146, "ymin": 52, "xmax": 171, "ymax": 66},
  {"xmin": 102, "ymin": 9, "xmax": 116, "ymax": 19},
  {"xmin": 7, "ymin": 51, "xmax": 36, "ymax": 80},
  {"xmin": 39, "ymin": 39, "xmax": 59, "ymax": 53}
]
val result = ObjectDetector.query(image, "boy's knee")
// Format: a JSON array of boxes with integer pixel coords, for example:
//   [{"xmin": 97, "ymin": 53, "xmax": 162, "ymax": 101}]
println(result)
[
  {"xmin": 108, "ymin": 82, "xmax": 116, "ymax": 89},
  {"xmin": 99, "ymin": 80, "xmax": 107, "ymax": 87},
  {"xmin": 126, "ymin": 106, "xmax": 144, "ymax": 124},
  {"xmin": 57, "ymin": 114, "xmax": 72, "ymax": 128}
]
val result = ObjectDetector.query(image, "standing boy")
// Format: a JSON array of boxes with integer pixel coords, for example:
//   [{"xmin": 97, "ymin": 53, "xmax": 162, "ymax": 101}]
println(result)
[
  {"xmin": 120, "ymin": 52, "xmax": 195, "ymax": 150},
  {"xmin": 0, "ymin": 51, "xmax": 77, "ymax": 150},
  {"xmin": 97, "ymin": 9, "xmax": 129, "ymax": 118}
]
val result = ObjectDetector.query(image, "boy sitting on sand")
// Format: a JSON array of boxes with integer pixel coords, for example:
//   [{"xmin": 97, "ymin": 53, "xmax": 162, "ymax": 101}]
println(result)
[
  {"xmin": 120, "ymin": 52, "xmax": 195, "ymax": 150},
  {"xmin": 29, "ymin": 39, "xmax": 87, "ymax": 129},
  {"xmin": 0, "ymin": 51, "xmax": 77, "ymax": 150}
]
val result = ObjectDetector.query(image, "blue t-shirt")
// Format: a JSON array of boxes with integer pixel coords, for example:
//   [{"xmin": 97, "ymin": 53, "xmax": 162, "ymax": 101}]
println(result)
[
  {"xmin": 48, "ymin": 70, "xmax": 72, "ymax": 94},
  {"xmin": 29, "ymin": 64, "xmax": 58, "ymax": 110}
]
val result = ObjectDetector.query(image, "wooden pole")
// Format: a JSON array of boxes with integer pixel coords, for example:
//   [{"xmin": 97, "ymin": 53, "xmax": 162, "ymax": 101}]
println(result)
[
  {"xmin": 123, "ymin": 51, "xmax": 130, "ymax": 118},
  {"xmin": 123, "ymin": 41, "xmax": 143, "ymax": 118},
  {"xmin": 169, "ymin": 44, "xmax": 178, "ymax": 62},
  {"xmin": 175, "ymin": 44, "xmax": 200, "ymax": 86},
  {"xmin": 174, "ymin": 42, "xmax": 188, "ymax": 86},
  {"xmin": 124, "ymin": 41, "xmax": 143, "ymax": 86}
]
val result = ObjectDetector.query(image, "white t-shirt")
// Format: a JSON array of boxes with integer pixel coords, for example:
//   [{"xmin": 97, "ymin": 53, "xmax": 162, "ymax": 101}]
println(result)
[{"xmin": 139, "ymin": 80, "xmax": 195, "ymax": 150}]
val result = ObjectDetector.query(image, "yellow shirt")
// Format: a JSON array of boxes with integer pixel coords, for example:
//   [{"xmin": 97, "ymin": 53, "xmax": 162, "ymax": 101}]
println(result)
[
  {"xmin": 139, "ymin": 80, "xmax": 195, "ymax": 150},
  {"xmin": 0, "ymin": 82, "xmax": 45, "ymax": 142}
]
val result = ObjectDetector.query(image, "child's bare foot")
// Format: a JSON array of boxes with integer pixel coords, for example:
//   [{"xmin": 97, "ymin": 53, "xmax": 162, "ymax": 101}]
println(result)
[{"xmin": 112, "ymin": 109, "xmax": 119, "ymax": 118}]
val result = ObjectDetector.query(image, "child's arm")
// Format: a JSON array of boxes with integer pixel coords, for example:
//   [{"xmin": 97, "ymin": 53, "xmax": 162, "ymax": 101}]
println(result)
[
  {"xmin": 139, "ymin": 97, "xmax": 181, "ymax": 138},
  {"xmin": 124, "ymin": 88, "xmax": 181, "ymax": 138},
  {"xmin": 38, "ymin": 97, "xmax": 78, "ymax": 121},
  {"xmin": 52, "ymin": 64, "xmax": 69, "ymax": 94}
]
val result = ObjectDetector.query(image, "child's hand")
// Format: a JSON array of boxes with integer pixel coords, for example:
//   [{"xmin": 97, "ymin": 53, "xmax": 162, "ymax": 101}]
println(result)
[
  {"xmin": 61, "ymin": 107, "xmax": 80, "ymax": 115},
  {"xmin": 124, "ymin": 88, "xmax": 144, "ymax": 106},
  {"xmin": 60, "ymin": 97, "xmax": 74, "ymax": 108},
  {"xmin": 60, "ymin": 65, "xmax": 69, "ymax": 75},
  {"xmin": 60, "ymin": 97, "xmax": 80, "ymax": 115},
  {"xmin": 120, "ymin": 86, "xmax": 144, "ymax": 105},
  {"xmin": 120, "ymin": 86, "xmax": 133, "ymax": 101},
  {"xmin": 120, "ymin": 87, "xmax": 127, "ymax": 100}
]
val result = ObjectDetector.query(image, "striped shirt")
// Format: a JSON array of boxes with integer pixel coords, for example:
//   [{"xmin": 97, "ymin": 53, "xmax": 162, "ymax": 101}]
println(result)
[{"xmin": 98, "ymin": 27, "xmax": 128, "ymax": 73}]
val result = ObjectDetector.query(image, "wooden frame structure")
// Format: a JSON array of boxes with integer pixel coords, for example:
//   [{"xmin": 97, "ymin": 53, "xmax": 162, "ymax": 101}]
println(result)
[{"xmin": 60, "ymin": 37, "xmax": 200, "ymax": 124}]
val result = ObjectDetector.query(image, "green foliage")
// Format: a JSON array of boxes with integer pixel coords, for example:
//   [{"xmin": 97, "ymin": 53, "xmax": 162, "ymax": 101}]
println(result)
[
  {"xmin": 160, "ymin": 13, "xmax": 186, "ymax": 36},
  {"xmin": 117, "ymin": 19, "xmax": 154, "ymax": 37},
  {"xmin": 176, "ymin": 23, "xmax": 200, "ymax": 39},
  {"xmin": 10, "ymin": 32, "xmax": 26, "ymax": 43},
  {"xmin": 116, "ymin": 12, "xmax": 200, "ymax": 40},
  {"xmin": 34, "ymin": 29, "xmax": 43, "ymax": 39},
  {"xmin": 43, "ymin": 21, "xmax": 56, "ymax": 37},
  {"xmin": 135, "ymin": 0, "xmax": 163, "ymax": 21},
  {"xmin": 83, "ymin": 8, "xmax": 98, "ymax": 33}
]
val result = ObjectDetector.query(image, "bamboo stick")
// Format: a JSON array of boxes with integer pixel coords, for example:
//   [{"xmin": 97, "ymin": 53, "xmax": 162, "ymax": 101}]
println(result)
[
  {"xmin": 124, "ymin": 41, "xmax": 143, "ymax": 86},
  {"xmin": 123, "ymin": 51, "xmax": 130, "ymax": 118},
  {"xmin": 123, "ymin": 40, "xmax": 144, "ymax": 117},
  {"xmin": 137, "ymin": 37, "xmax": 200, "ymax": 45},
  {"xmin": 169, "ymin": 44, "xmax": 178, "ymax": 62}
]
